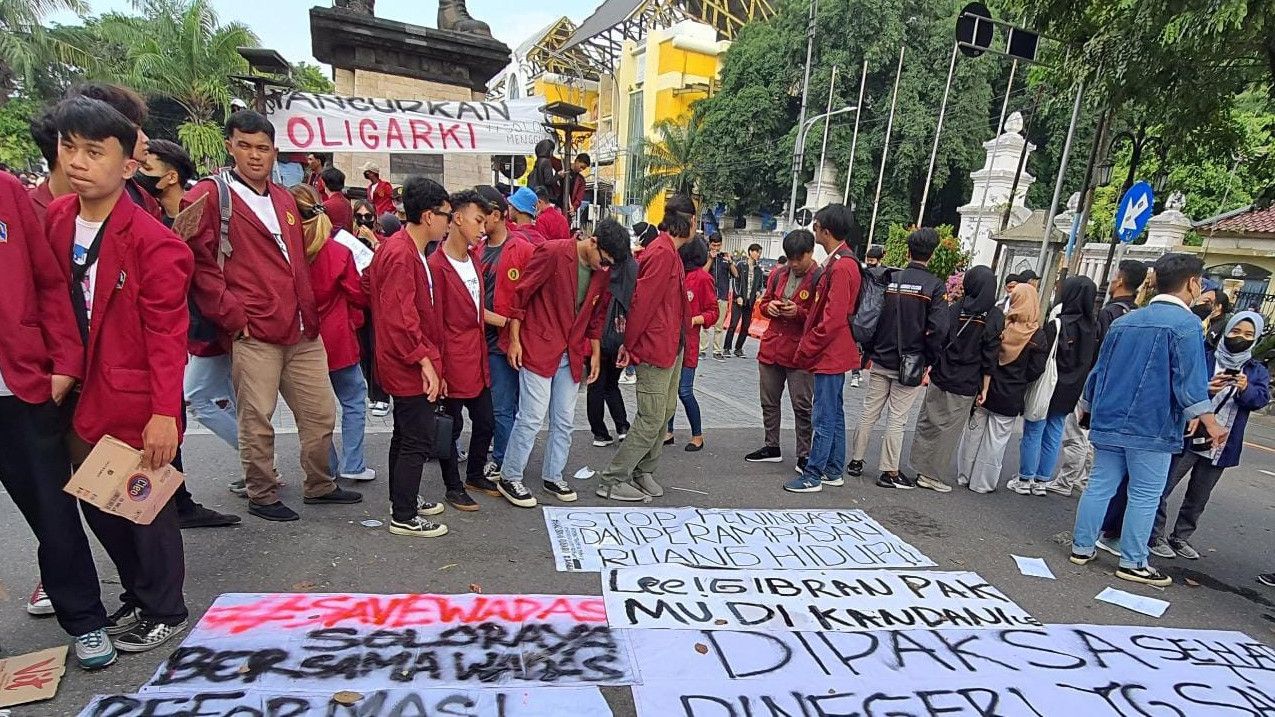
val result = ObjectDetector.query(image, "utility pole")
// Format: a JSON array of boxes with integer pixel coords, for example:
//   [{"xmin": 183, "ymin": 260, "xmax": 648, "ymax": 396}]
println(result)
[
  {"xmin": 867, "ymin": 44, "xmax": 905, "ymax": 246},
  {"xmin": 916, "ymin": 42, "xmax": 961, "ymax": 227},
  {"xmin": 785, "ymin": 0, "xmax": 819, "ymax": 228}
]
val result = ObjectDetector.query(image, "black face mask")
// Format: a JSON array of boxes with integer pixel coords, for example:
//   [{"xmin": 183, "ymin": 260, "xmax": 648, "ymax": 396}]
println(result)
[
  {"xmin": 1224, "ymin": 336, "xmax": 1254, "ymax": 354},
  {"xmin": 1191, "ymin": 304, "xmax": 1213, "ymax": 320},
  {"xmin": 355, "ymin": 214, "xmax": 375, "ymax": 228},
  {"xmin": 133, "ymin": 171, "xmax": 164, "ymax": 198}
]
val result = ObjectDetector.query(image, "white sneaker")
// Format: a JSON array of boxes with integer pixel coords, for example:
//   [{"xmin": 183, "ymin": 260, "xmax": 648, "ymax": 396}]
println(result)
[
  {"xmin": 1030, "ymin": 481, "xmax": 1047, "ymax": 496},
  {"xmin": 618, "ymin": 373, "xmax": 636, "ymax": 385},
  {"xmin": 74, "ymin": 628, "xmax": 116, "ymax": 670},
  {"xmin": 26, "ymin": 582, "xmax": 53, "ymax": 616},
  {"xmin": 1012, "ymin": 480, "xmax": 1033, "ymax": 495},
  {"xmin": 850, "ymin": 376, "xmax": 861, "ymax": 388},
  {"xmin": 1005, "ymin": 477, "xmax": 1025, "ymax": 493},
  {"xmin": 1095, "ymin": 535, "xmax": 1121, "ymax": 557},
  {"xmin": 340, "ymin": 468, "xmax": 376, "ymax": 481},
  {"xmin": 370, "ymin": 401, "xmax": 391, "ymax": 417},
  {"xmin": 1043, "ymin": 479, "xmax": 1072, "ymax": 496},
  {"xmin": 483, "ymin": 460, "xmax": 500, "ymax": 478}
]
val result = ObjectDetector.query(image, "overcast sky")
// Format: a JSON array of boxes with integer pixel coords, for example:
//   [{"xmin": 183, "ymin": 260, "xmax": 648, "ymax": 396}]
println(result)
[{"xmin": 46, "ymin": 0, "xmax": 600, "ymax": 68}]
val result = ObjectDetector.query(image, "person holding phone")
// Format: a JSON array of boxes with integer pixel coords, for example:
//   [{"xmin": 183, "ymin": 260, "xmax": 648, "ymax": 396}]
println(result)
[{"xmin": 1148, "ymin": 310, "xmax": 1268, "ymax": 560}]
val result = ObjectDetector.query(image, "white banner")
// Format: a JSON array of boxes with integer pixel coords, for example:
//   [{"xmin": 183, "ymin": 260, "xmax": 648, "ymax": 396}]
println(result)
[
  {"xmin": 80, "ymin": 688, "xmax": 612, "ymax": 717},
  {"xmin": 140, "ymin": 593, "xmax": 637, "ymax": 694},
  {"xmin": 543, "ymin": 507, "xmax": 934, "ymax": 572},
  {"xmin": 630, "ymin": 624, "xmax": 1275, "ymax": 715},
  {"xmin": 267, "ymin": 92, "xmax": 550, "ymax": 154},
  {"xmin": 604, "ymin": 565, "xmax": 1039, "ymax": 633}
]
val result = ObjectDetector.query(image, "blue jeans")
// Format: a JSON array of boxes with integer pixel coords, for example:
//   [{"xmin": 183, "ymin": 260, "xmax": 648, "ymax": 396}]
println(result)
[
  {"xmin": 1072, "ymin": 445, "xmax": 1172, "ymax": 569},
  {"xmin": 667, "ymin": 367, "xmax": 702, "ymax": 436},
  {"xmin": 803, "ymin": 373, "xmax": 846, "ymax": 481},
  {"xmin": 489, "ymin": 352, "xmax": 520, "ymax": 465},
  {"xmin": 501, "ymin": 353, "xmax": 578, "ymax": 483},
  {"xmin": 184, "ymin": 353, "xmax": 238, "ymax": 449},
  {"xmin": 1019, "ymin": 411, "xmax": 1068, "ymax": 481},
  {"xmin": 328, "ymin": 364, "xmax": 368, "ymax": 475}
]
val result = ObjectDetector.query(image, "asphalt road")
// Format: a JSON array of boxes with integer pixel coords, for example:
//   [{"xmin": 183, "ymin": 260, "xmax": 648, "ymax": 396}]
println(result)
[{"xmin": 2, "ymin": 348, "xmax": 1273, "ymax": 715}]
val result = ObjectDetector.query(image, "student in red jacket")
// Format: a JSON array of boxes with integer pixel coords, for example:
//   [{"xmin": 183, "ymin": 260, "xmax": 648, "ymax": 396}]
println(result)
[
  {"xmin": 499, "ymin": 220, "xmax": 627, "ymax": 507},
  {"xmin": 598, "ymin": 194, "xmax": 696, "ymax": 501},
  {"xmin": 0, "ymin": 168, "xmax": 116, "ymax": 669},
  {"xmin": 745, "ymin": 229, "xmax": 821, "ymax": 473},
  {"xmin": 429, "ymin": 190, "xmax": 502, "ymax": 511},
  {"xmin": 533, "ymin": 185, "xmax": 571, "ymax": 241},
  {"xmin": 508, "ymin": 186, "xmax": 546, "ymax": 246},
  {"xmin": 475, "ymin": 186, "xmax": 533, "ymax": 479},
  {"xmin": 362, "ymin": 162, "xmax": 395, "ymax": 217},
  {"xmin": 785, "ymin": 204, "xmax": 863, "ymax": 493},
  {"xmin": 186, "ymin": 111, "xmax": 361, "ymax": 522},
  {"xmin": 49, "ymin": 97, "xmax": 192, "ymax": 656},
  {"xmin": 27, "ymin": 109, "xmax": 69, "ymax": 225},
  {"xmin": 65, "ymin": 83, "xmax": 165, "ymax": 223},
  {"xmin": 291, "ymin": 184, "xmax": 374, "ymax": 485},
  {"xmin": 363, "ymin": 177, "xmax": 451, "ymax": 537},
  {"xmin": 319, "ymin": 167, "xmax": 353, "ymax": 233},
  {"xmin": 665, "ymin": 237, "xmax": 719, "ymax": 451}
]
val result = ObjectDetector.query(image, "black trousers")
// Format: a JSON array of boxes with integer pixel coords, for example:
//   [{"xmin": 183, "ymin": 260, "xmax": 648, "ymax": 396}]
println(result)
[
  {"xmin": 444, "ymin": 388, "xmax": 494, "ymax": 484},
  {"xmin": 0, "ymin": 396, "xmax": 107, "ymax": 636},
  {"xmin": 1154, "ymin": 451, "xmax": 1226, "ymax": 542},
  {"xmin": 389, "ymin": 394, "xmax": 462, "ymax": 522},
  {"xmin": 172, "ymin": 411, "xmax": 197, "ymax": 514},
  {"xmin": 80, "ymin": 498, "xmax": 187, "ymax": 624},
  {"xmin": 358, "ymin": 319, "xmax": 389, "ymax": 403},
  {"xmin": 724, "ymin": 301, "xmax": 755, "ymax": 352},
  {"xmin": 587, "ymin": 352, "xmax": 629, "ymax": 439}
]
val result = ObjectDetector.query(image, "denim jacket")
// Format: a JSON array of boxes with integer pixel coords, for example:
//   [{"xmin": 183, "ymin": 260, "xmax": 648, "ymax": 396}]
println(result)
[{"xmin": 1080, "ymin": 296, "xmax": 1213, "ymax": 453}]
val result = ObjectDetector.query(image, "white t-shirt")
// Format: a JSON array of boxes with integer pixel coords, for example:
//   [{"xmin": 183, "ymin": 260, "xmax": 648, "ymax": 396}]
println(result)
[
  {"xmin": 73, "ymin": 216, "xmax": 104, "ymax": 324},
  {"xmin": 0, "ymin": 365, "xmax": 11, "ymax": 396},
  {"xmin": 418, "ymin": 250, "xmax": 435, "ymax": 300},
  {"xmin": 227, "ymin": 180, "xmax": 288, "ymax": 261},
  {"xmin": 447, "ymin": 253, "xmax": 481, "ymax": 320}
]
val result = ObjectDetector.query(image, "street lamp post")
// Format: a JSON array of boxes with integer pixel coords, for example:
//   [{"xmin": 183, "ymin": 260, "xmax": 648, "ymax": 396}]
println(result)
[
  {"xmin": 1097, "ymin": 127, "xmax": 1165, "ymax": 296},
  {"xmin": 786, "ymin": 105, "xmax": 857, "ymax": 228}
]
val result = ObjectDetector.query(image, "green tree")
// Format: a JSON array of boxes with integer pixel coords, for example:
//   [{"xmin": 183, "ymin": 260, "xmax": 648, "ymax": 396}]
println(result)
[
  {"xmin": 629, "ymin": 117, "xmax": 706, "ymax": 208},
  {"xmin": 0, "ymin": 94, "xmax": 41, "ymax": 167},
  {"xmin": 291, "ymin": 61, "xmax": 334, "ymax": 94},
  {"xmin": 85, "ymin": 0, "xmax": 259, "ymax": 169},
  {"xmin": 0, "ymin": 0, "xmax": 89, "ymax": 103},
  {"xmin": 882, "ymin": 223, "xmax": 968, "ymax": 281}
]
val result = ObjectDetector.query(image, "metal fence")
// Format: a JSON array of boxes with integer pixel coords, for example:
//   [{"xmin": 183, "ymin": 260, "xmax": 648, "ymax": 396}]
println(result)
[{"xmin": 1234, "ymin": 291, "xmax": 1275, "ymax": 320}]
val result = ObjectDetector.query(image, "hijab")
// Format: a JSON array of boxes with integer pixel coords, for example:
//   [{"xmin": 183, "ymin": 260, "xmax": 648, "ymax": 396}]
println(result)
[
  {"xmin": 999, "ymin": 283, "xmax": 1041, "ymax": 365},
  {"xmin": 958, "ymin": 265, "xmax": 997, "ymax": 315},
  {"xmin": 1055, "ymin": 276, "xmax": 1099, "ymax": 384},
  {"xmin": 1215, "ymin": 311, "xmax": 1265, "ymax": 370}
]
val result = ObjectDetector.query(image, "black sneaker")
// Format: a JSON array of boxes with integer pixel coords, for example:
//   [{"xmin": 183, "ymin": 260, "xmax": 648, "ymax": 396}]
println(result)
[
  {"xmin": 796, "ymin": 457, "xmax": 808, "ymax": 474},
  {"xmin": 114, "ymin": 618, "xmax": 188, "ymax": 653},
  {"xmin": 105, "ymin": 604, "xmax": 141, "ymax": 636},
  {"xmin": 592, "ymin": 434, "xmax": 615, "ymax": 447},
  {"xmin": 876, "ymin": 472, "xmax": 917, "ymax": 490},
  {"xmin": 497, "ymin": 479, "xmax": 537, "ymax": 508},
  {"xmin": 177, "ymin": 504, "xmax": 241, "ymax": 529},
  {"xmin": 303, "ymin": 487, "xmax": 363, "ymax": 505},
  {"xmin": 228, "ymin": 479, "xmax": 247, "ymax": 496},
  {"xmin": 733, "ymin": 349, "xmax": 745, "ymax": 358},
  {"xmin": 1069, "ymin": 551, "xmax": 1097, "ymax": 566},
  {"xmin": 543, "ymin": 479, "xmax": 578, "ymax": 502},
  {"xmin": 446, "ymin": 490, "xmax": 479, "ymax": 512},
  {"xmin": 248, "ymin": 501, "xmax": 299, "ymax": 522},
  {"xmin": 465, "ymin": 476, "xmax": 501, "ymax": 497},
  {"xmin": 713, "ymin": 352, "xmax": 725, "ymax": 362},
  {"xmin": 846, "ymin": 460, "xmax": 864, "ymax": 477},
  {"xmin": 1116, "ymin": 565, "xmax": 1172, "ymax": 587},
  {"xmin": 389, "ymin": 516, "xmax": 448, "ymax": 538},
  {"xmin": 1257, "ymin": 573, "xmax": 1275, "ymax": 588},
  {"xmin": 745, "ymin": 446, "xmax": 783, "ymax": 463}
]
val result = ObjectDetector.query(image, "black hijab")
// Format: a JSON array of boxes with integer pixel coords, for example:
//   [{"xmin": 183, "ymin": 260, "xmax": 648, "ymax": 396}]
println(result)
[
  {"xmin": 958, "ymin": 266, "xmax": 997, "ymax": 315},
  {"xmin": 1055, "ymin": 275, "xmax": 1098, "ymax": 384}
]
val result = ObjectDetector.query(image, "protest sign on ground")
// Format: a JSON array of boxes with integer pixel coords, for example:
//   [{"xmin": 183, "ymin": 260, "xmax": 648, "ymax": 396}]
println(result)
[{"xmin": 544, "ymin": 507, "xmax": 933, "ymax": 572}]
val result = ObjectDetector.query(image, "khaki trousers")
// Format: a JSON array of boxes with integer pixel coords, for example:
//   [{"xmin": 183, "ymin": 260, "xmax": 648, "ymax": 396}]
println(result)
[
  {"xmin": 851, "ymin": 367, "xmax": 923, "ymax": 473},
  {"xmin": 601, "ymin": 353, "xmax": 681, "ymax": 486},
  {"xmin": 710, "ymin": 300, "xmax": 729, "ymax": 353},
  {"xmin": 231, "ymin": 337, "xmax": 337, "ymax": 503}
]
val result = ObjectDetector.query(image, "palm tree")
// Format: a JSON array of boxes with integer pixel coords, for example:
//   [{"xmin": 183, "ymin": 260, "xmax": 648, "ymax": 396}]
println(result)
[
  {"xmin": 88, "ymin": 0, "xmax": 259, "ymax": 168},
  {"xmin": 0, "ymin": 0, "xmax": 90, "ymax": 103},
  {"xmin": 629, "ymin": 116, "xmax": 706, "ymax": 208}
]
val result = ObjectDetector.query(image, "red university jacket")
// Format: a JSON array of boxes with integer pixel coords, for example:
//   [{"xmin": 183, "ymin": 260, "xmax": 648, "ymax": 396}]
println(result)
[
  {"xmin": 363, "ymin": 230, "xmax": 442, "ymax": 397},
  {"xmin": 429, "ymin": 246, "xmax": 491, "ymax": 399},
  {"xmin": 624, "ymin": 233, "xmax": 691, "ymax": 370},
  {"xmin": 683, "ymin": 268, "xmax": 720, "ymax": 369},
  {"xmin": 795, "ymin": 243, "xmax": 863, "ymax": 374},
  {"xmin": 512, "ymin": 239, "xmax": 609, "ymax": 382},
  {"xmin": 309, "ymin": 239, "xmax": 366, "ymax": 371},
  {"xmin": 758, "ymin": 264, "xmax": 821, "ymax": 369}
]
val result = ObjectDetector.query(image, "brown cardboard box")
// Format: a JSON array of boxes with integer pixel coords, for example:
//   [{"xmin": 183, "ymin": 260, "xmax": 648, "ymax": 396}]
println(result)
[
  {"xmin": 0, "ymin": 645, "xmax": 67, "ymax": 707},
  {"xmin": 64, "ymin": 435, "xmax": 185, "ymax": 525}
]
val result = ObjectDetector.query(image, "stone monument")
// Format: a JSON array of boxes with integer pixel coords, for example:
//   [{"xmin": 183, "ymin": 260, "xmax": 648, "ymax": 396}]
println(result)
[
  {"xmin": 311, "ymin": 1, "xmax": 511, "ymax": 188},
  {"xmin": 1145, "ymin": 191, "xmax": 1193, "ymax": 248},
  {"xmin": 957, "ymin": 111, "xmax": 1036, "ymax": 268}
]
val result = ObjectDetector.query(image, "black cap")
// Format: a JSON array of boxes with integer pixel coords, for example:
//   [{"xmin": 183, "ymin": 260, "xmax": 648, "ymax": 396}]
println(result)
[
  {"xmin": 1018, "ymin": 269, "xmax": 1040, "ymax": 282},
  {"xmin": 476, "ymin": 185, "xmax": 508, "ymax": 212},
  {"xmin": 866, "ymin": 244, "xmax": 885, "ymax": 259}
]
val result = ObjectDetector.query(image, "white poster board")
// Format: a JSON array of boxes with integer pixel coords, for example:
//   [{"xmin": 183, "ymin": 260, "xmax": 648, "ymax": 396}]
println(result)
[
  {"xmin": 604, "ymin": 565, "xmax": 1038, "ymax": 633},
  {"xmin": 332, "ymin": 229, "xmax": 374, "ymax": 274},
  {"xmin": 629, "ymin": 624, "xmax": 1275, "ymax": 716},
  {"xmin": 140, "ymin": 593, "xmax": 636, "ymax": 694},
  {"xmin": 79, "ymin": 687, "xmax": 611, "ymax": 716},
  {"xmin": 544, "ymin": 507, "xmax": 933, "ymax": 572}
]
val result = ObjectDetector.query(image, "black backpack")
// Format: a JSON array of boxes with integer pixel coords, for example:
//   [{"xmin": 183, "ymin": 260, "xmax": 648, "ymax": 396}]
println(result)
[
  {"xmin": 186, "ymin": 171, "xmax": 235, "ymax": 343},
  {"xmin": 851, "ymin": 263, "xmax": 891, "ymax": 345}
]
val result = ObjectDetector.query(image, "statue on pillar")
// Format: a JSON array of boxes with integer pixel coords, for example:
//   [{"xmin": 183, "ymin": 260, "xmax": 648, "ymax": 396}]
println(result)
[
  {"xmin": 438, "ymin": 0, "xmax": 492, "ymax": 37},
  {"xmin": 333, "ymin": 0, "xmax": 374, "ymax": 14}
]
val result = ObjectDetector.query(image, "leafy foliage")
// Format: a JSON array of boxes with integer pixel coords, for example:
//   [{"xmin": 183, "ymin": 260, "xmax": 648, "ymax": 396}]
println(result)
[
  {"xmin": 291, "ymin": 62, "xmax": 334, "ymax": 94},
  {"xmin": 0, "ymin": 0, "xmax": 89, "ymax": 101},
  {"xmin": 629, "ymin": 117, "xmax": 706, "ymax": 208},
  {"xmin": 882, "ymin": 223, "xmax": 968, "ymax": 280}
]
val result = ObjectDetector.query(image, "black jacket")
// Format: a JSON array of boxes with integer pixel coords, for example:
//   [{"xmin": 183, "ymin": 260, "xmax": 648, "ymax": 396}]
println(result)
[
  {"xmin": 930, "ymin": 305, "xmax": 1004, "ymax": 397},
  {"xmin": 1097, "ymin": 295, "xmax": 1136, "ymax": 347},
  {"xmin": 868, "ymin": 262, "xmax": 949, "ymax": 371},
  {"xmin": 732, "ymin": 259, "xmax": 766, "ymax": 305},
  {"xmin": 985, "ymin": 322, "xmax": 1056, "ymax": 417}
]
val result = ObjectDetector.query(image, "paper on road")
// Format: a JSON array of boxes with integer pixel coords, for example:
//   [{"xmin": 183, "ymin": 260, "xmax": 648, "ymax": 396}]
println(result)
[
  {"xmin": 1095, "ymin": 586, "xmax": 1169, "ymax": 617},
  {"xmin": 1011, "ymin": 555, "xmax": 1056, "ymax": 580},
  {"xmin": 574, "ymin": 466, "xmax": 596, "ymax": 480}
]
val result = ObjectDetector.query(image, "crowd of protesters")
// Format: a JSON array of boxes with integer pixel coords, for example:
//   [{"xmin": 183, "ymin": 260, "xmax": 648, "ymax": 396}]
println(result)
[{"xmin": 1, "ymin": 79, "xmax": 1271, "ymax": 679}]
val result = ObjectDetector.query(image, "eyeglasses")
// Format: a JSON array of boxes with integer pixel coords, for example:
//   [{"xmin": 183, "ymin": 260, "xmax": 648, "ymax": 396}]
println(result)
[
  {"xmin": 429, "ymin": 209, "xmax": 453, "ymax": 223},
  {"xmin": 355, "ymin": 213, "xmax": 374, "ymax": 220}
]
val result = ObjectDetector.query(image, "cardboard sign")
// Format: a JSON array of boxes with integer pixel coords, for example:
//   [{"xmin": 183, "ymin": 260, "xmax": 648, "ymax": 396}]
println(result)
[
  {"xmin": 332, "ymin": 229, "xmax": 375, "ymax": 273},
  {"xmin": 544, "ymin": 507, "xmax": 933, "ymax": 572},
  {"xmin": 64, "ymin": 435, "xmax": 184, "ymax": 525},
  {"xmin": 603, "ymin": 565, "xmax": 1039, "ymax": 633},
  {"xmin": 0, "ymin": 646, "xmax": 67, "ymax": 708}
]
